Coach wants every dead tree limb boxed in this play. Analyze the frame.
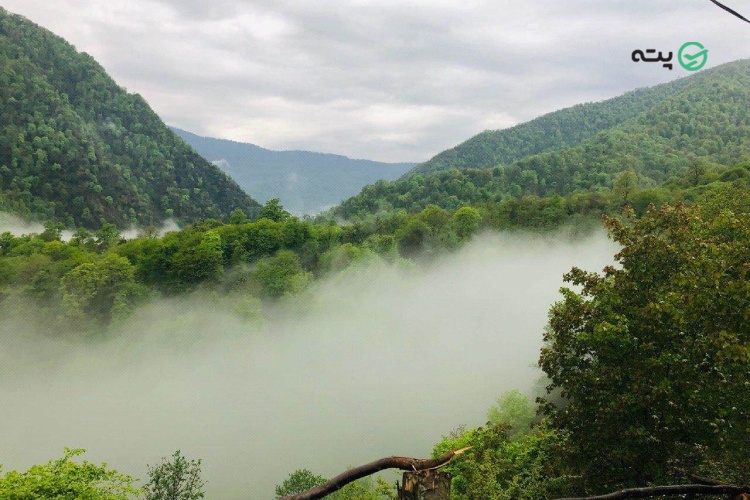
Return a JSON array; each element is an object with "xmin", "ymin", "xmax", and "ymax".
[
  {"xmin": 687, "ymin": 473, "xmax": 729, "ymax": 486},
  {"xmin": 555, "ymin": 483, "xmax": 750, "ymax": 500},
  {"xmin": 279, "ymin": 447, "xmax": 471, "ymax": 500}
]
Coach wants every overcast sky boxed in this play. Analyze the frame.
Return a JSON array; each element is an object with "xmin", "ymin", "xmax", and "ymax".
[{"xmin": 3, "ymin": 1, "xmax": 749, "ymax": 162}]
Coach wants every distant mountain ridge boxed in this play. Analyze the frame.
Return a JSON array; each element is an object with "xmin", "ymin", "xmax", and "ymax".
[
  {"xmin": 0, "ymin": 7, "xmax": 259, "ymax": 228},
  {"xmin": 171, "ymin": 127, "xmax": 415, "ymax": 215},
  {"xmin": 336, "ymin": 59, "xmax": 750, "ymax": 219}
]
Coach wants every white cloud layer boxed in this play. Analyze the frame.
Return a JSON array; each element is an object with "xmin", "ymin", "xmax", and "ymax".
[{"xmin": 3, "ymin": 1, "xmax": 749, "ymax": 161}]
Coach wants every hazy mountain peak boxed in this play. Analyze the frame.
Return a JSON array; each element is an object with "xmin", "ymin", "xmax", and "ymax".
[{"xmin": 171, "ymin": 127, "xmax": 416, "ymax": 215}]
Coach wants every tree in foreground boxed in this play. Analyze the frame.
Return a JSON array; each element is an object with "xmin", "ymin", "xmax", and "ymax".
[
  {"xmin": 431, "ymin": 392, "xmax": 575, "ymax": 500},
  {"xmin": 275, "ymin": 469, "xmax": 327, "ymax": 497},
  {"xmin": 144, "ymin": 450, "xmax": 205, "ymax": 500},
  {"xmin": 0, "ymin": 448, "xmax": 137, "ymax": 499},
  {"xmin": 539, "ymin": 192, "xmax": 750, "ymax": 494}
]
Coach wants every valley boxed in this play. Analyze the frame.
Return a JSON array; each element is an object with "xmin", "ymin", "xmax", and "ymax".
[{"xmin": 0, "ymin": 3, "xmax": 749, "ymax": 500}]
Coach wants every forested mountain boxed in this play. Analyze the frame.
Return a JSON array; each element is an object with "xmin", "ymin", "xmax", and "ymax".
[
  {"xmin": 172, "ymin": 127, "xmax": 414, "ymax": 215},
  {"xmin": 336, "ymin": 59, "xmax": 750, "ymax": 219},
  {"xmin": 409, "ymin": 76, "xmax": 693, "ymax": 177},
  {"xmin": 0, "ymin": 8, "xmax": 259, "ymax": 228}
]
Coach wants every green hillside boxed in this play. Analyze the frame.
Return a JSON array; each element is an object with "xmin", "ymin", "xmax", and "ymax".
[
  {"xmin": 336, "ymin": 59, "xmax": 750, "ymax": 219},
  {"xmin": 409, "ymin": 73, "xmax": 694, "ymax": 177},
  {"xmin": 0, "ymin": 7, "xmax": 259, "ymax": 228}
]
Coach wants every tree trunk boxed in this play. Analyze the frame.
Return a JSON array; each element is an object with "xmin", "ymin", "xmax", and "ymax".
[
  {"xmin": 279, "ymin": 447, "xmax": 469, "ymax": 500},
  {"xmin": 397, "ymin": 469, "xmax": 451, "ymax": 500}
]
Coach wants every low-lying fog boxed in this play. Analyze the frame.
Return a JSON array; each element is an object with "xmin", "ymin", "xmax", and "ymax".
[
  {"xmin": 0, "ymin": 211, "xmax": 179, "ymax": 240},
  {"xmin": 0, "ymin": 231, "xmax": 618, "ymax": 498}
]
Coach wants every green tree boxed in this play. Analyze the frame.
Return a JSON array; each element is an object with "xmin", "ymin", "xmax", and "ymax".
[
  {"xmin": 612, "ymin": 169, "xmax": 637, "ymax": 206},
  {"xmin": 40, "ymin": 221, "xmax": 65, "ymax": 242},
  {"xmin": 539, "ymin": 201, "xmax": 750, "ymax": 493},
  {"xmin": 419, "ymin": 204, "xmax": 451, "ymax": 231},
  {"xmin": 252, "ymin": 250, "xmax": 311, "ymax": 298},
  {"xmin": 330, "ymin": 477, "xmax": 396, "ymax": 500},
  {"xmin": 0, "ymin": 8, "xmax": 259, "ymax": 227},
  {"xmin": 94, "ymin": 223, "xmax": 122, "ymax": 251},
  {"xmin": 395, "ymin": 219, "xmax": 430, "ymax": 258},
  {"xmin": 170, "ymin": 230, "xmax": 224, "ymax": 290},
  {"xmin": 60, "ymin": 254, "xmax": 145, "ymax": 323},
  {"xmin": 275, "ymin": 469, "xmax": 326, "ymax": 498},
  {"xmin": 431, "ymin": 422, "xmax": 571, "ymax": 500},
  {"xmin": 451, "ymin": 207, "xmax": 482, "ymax": 240},
  {"xmin": 144, "ymin": 450, "xmax": 205, "ymax": 500},
  {"xmin": 275, "ymin": 469, "xmax": 394, "ymax": 500},
  {"xmin": 0, "ymin": 448, "xmax": 137, "ymax": 500},
  {"xmin": 687, "ymin": 158, "xmax": 708, "ymax": 186},
  {"xmin": 319, "ymin": 243, "xmax": 371, "ymax": 273},
  {"xmin": 259, "ymin": 198, "xmax": 291, "ymax": 222},
  {"xmin": 70, "ymin": 228, "xmax": 94, "ymax": 248},
  {"xmin": 228, "ymin": 208, "xmax": 248, "ymax": 225},
  {"xmin": 486, "ymin": 390, "xmax": 535, "ymax": 439}
]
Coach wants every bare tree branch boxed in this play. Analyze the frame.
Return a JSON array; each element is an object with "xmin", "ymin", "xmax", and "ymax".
[
  {"xmin": 555, "ymin": 483, "xmax": 750, "ymax": 500},
  {"xmin": 278, "ymin": 447, "xmax": 471, "ymax": 500},
  {"xmin": 687, "ymin": 473, "xmax": 729, "ymax": 486}
]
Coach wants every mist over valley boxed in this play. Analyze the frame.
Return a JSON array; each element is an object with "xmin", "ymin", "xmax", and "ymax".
[
  {"xmin": 0, "ymin": 231, "xmax": 617, "ymax": 498},
  {"xmin": 1, "ymin": 3, "xmax": 750, "ymax": 498}
]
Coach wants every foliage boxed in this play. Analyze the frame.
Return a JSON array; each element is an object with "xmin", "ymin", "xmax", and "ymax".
[
  {"xmin": 612, "ymin": 170, "xmax": 638, "ymax": 206},
  {"xmin": 486, "ymin": 390, "xmax": 536, "ymax": 439},
  {"xmin": 432, "ymin": 422, "xmax": 575, "ymax": 500},
  {"xmin": 3, "ymin": 171, "xmax": 750, "ymax": 334},
  {"xmin": 252, "ymin": 250, "xmax": 311, "ymax": 298},
  {"xmin": 0, "ymin": 448, "xmax": 138, "ymax": 500},
  {"xmin": 451, "ymin": 206, "xmax": 482, "ymax": 240},
  {"xmin": 275, "ymin": 469, "xmax": 327, "ymax": 497},
  {"xmin": 144, "ymin": 450, "xmax": 205, "ymax": 500},
  {"xmin": 330, "ymin": 476, "xmax": 396, "ymax": 500},
  {"xmin": 395, "ymin": 219, "xmax": 431, "ymax": 258},
  {"xmin": 228, "ymin": 208, "xmax": 248, "ymax": 225},
  {"xmin": 336, "ymin": 61, "xmax": 750, "ymax": 219},
  {"xmin": 274, "ymin": 469, "xmax": 395, "ymax": 500},
  {"xmin": 410, "ymin": 76, "xmax": 692, "ymax": 176},
  {"xmin": 539, "ymin": 192, "xmax": 750, "ymax": 493},
  {"xmin": 259, "ymin": 198, "xmax": 292, "ymax": 222},
  {"xmin": 61, "ymin": 253, "xmax": 146, "ymax": 323},
  {"xmin": 0, "ymin": 7, "xmax": 258, "ymax": 228}
]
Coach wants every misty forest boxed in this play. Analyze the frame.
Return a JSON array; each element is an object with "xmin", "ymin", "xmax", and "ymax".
[{"xmin": 1, "ymin": 5, "xmax": 749, "ymax": 500}]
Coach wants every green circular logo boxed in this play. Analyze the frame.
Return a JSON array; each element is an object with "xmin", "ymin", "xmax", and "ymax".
[{"xmin": 678, "ymin": 42, "xmax": 708, "ymax": 71}]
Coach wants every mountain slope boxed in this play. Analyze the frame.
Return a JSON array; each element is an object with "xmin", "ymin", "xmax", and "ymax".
[
  {"xmin": 336, "ymin": 59, "xmax": 750, "ymax": 219},
  {"xmin": 172, "ymin": 127, "xmax": 415, "ymax": 214},
  {"xmin": 0, "ymin": 7, "xmax": 259, "ymax": 228},
  {"xmin": 408, "ymin": 75, "xmax": 695, "ymax": 177}
]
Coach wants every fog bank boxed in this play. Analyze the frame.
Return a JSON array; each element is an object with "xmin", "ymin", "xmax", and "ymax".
[
  {"xmin": 0, "ymin": 211, "xmax": 179, "ymax": 240},
  {"xmin": 0, "ymin": 212, "xmax": 46, "ymax": 236},
  {"xmin": 0, "ymin": 231, "xmax": 618, "ymax": 498}
]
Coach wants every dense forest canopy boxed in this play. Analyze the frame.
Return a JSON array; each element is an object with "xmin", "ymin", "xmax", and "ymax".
[
  {"xmin": 408, "ymin": 75, "xmax": 693, "ymax": 176},
  {"xmin": 0, "ymin": 7, "xmax": 259, "ymax": 229},
  {"xmin": 336, "ymin": 60, "xmax": 750, "ymax": 221}
]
